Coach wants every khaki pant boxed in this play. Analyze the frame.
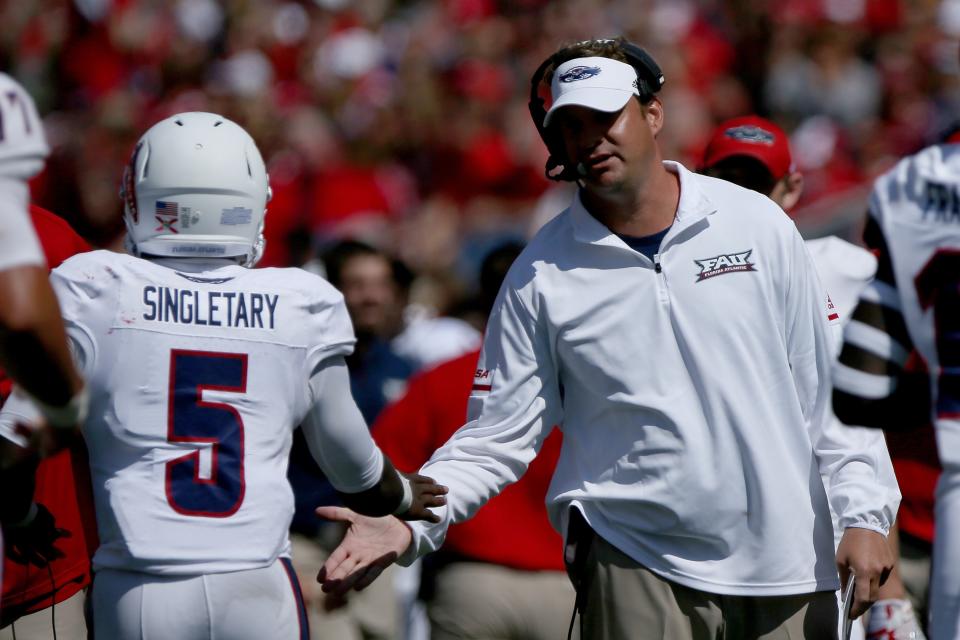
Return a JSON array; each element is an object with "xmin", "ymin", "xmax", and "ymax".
[
  {"xmin": 0, "ymin": 590, "xmax": 87, "ymax": 640},
  {"xmin": 427, "ymin": 561, "xmax": 578, "ymax": 640},
  {"xmin": 579, "ymin": 535, "xmax": 838, "ymax": 640},
  {"xmin": 289, "ymin": 532, "xmax": 399, "ymax": 640}
]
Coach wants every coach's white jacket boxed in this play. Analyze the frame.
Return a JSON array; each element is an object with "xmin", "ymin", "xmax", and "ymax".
[{"xmin": 407, "ymin": 162, "xmax": 900, "ymax": 596}]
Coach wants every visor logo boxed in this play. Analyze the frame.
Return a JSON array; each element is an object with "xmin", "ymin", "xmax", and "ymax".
[
  {"xmin": 559, "ymin": 66, "xmax": 601, "ymax": 83},
  {"xmin": 695, "ymin": 250, "xmax": 756, "ymax": 282}
]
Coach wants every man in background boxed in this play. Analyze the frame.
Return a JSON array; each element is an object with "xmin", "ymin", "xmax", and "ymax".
[{"xmin": 700, "ymin": 114, "xmax": 925, "ymax": 640}]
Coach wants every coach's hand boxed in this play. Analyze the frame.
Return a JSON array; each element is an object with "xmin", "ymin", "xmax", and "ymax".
[
  {"xmin": 315, "ymin": 506, "xmax": 412, "ymax": 598},
  {"xmin": 835, "ymin": 527, "xmax": 894, "ymax": 619}
]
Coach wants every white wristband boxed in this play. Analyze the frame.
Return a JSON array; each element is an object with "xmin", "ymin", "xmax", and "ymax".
[
  {"xmin": 33, "ymin": 386, "xmax": 89, "ymax": 429},
  {"xmin": 392, "ymin": 474, "xmax": 413, "ymax": 516}
]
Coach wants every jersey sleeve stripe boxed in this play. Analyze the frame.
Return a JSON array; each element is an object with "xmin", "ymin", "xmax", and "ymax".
[
  {"xmin": 844, "ymin": 320, "xmax": 910, "ymax": 366},
  {"xmin": 833, "ymin": 362, "xmax": 899, "ymax": 399},
  {"xmin": 838, "ymin": 343, "xmax": 904, "ymax": 378},
  {"xmin": 849, "ymin": 300, "xmax": 912, "ymax": 350}
]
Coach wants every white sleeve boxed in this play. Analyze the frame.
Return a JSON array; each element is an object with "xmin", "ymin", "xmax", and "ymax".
[
  {"xmin": 786, "ymin": 231, "xmax": 900, "ymax": 535},
  {"xmin": 400, "ymin": 282, "xmax": 563, "ymax": 564},
  {"xmin": 0, "ymin": 177, "xmax": 44, "ymax": 271},
  {"xmin": 299, "ymin": 356, "xmax": 384, "ymax": 494}
]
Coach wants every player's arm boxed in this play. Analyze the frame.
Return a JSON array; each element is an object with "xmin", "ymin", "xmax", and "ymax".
[
  {"xmin": 0, "ymin": 179, "xmax": 86, "ymax": 455},
  {"xmin": 832, "ymin": 212, "xmax": 928, "ymax": 429},
  {"xmin": 318, "ymin": 281, "xmax": 562, "ymax": 596},
  {"xmin": 300, "ymin": 356, "xmax": 446, "ymax": 522}
]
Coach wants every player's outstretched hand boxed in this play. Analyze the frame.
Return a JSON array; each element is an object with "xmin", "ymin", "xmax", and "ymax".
[
  {"xmin": 835, "ymin": 527, "xmax": 894, "ymax": 619},
  {"xmin": 315, "ymin": 506, "xmax": 412, "ymax": 598},
  {"xmin": 3, "ymin": 503, "xmax": 68, "ymax": 567},
  {"xmin": 397, "ymin": 472, "xmax": 447, "ymax": 523}
]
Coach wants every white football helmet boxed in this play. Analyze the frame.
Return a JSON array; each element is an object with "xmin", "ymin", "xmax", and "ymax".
[{"xmin": 120, "ymin": 112, "xmax": 271, "ymax": 267}]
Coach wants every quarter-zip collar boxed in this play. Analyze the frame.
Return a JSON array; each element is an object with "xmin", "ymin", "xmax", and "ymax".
[{"xmin": 570, "ymin": 161, "xmax": 718, "ymax": 249}]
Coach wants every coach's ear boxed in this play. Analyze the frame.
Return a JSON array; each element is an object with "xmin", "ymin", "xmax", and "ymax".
[{"xmin": 644, "ymin": 97, "xmax": 664, "ymax": 138}]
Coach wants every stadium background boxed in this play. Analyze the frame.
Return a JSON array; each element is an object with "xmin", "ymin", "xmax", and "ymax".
[{"xmin": 3, "ymin": 0, "xmax": 959, "ymax": 313}]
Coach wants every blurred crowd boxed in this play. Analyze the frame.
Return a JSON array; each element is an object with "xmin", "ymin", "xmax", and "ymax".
[{"xmin": 3, "ymin": 0, "xmax": 960, "ymax": 312}]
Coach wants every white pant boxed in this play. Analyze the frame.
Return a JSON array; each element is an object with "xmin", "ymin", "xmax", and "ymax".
[{"xmin": 90, "ymin": 558, "xmax": 308, "ymax": 640}]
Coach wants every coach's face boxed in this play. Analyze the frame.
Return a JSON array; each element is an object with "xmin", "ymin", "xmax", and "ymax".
[{"xmin": 555, "ymin": 97, "xmax": 663, "ymax": 191}]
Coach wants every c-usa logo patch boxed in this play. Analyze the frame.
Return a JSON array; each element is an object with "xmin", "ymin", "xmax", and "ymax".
[
  {"xmin": 559, "ymin": 66, "xmax": 602, "ymax": 82},
  {"xmin": 695, "ymin": 250, "xmax": 756, "ymax": 282}
]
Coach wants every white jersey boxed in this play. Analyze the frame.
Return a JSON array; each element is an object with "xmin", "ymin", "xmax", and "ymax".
[
  {"xmin": 0, "ymin": 72, "xmax": 48, "ymax": 270},
  {"xmin": 833, "ymin": 143, "xmax": 960, "ymax": 638},
  {"xmin": 404, "ymin": 162, "xmax": 900, "ymax": 597},
  {"xmin": 24, "ymin": 251, "xmax": 365, "ymax": 574}
]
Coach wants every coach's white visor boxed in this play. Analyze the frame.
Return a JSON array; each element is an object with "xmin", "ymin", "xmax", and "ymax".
[{"xmin": 543, "ymin": 57, "xmax": 640, "ymax": 127}]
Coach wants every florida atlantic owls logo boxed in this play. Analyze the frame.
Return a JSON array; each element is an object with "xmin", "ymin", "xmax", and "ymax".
[{"xmin": 695, "ymin": 250, "xmax": 756, "ymax": 282}]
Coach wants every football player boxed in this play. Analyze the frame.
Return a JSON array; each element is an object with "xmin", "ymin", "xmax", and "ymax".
[
  {"xmin": 0, "ymin": 112, "xmax": 446, "ymax": 639},
  {"xmin": 0, "ymin": 72, "xmax": 86, "ymax": 462},
  {"xmin": 0, "ymin": 72, "xmax": 87, "ymax": 614},
  {"xmin": 832, "ymin": 136, "xmax": 960, "ymax": 639}
]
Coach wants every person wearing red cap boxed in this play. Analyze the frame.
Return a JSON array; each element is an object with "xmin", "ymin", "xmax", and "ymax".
[
  {"xmin": 700, "ymin": 115, "xmax": 928, "ymax": 640},
  {"xmin": 700, "ymin": 115, "xmax": 804, "ymax": 212}
]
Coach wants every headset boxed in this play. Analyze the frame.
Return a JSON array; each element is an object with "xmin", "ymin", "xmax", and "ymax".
[{"xmin": 528, "ymin": 38, "xmax": 665, "ymax": 182}]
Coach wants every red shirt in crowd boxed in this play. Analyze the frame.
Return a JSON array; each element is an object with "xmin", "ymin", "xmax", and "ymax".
[
  {"xmin": 373, "ymin": 349, "xmax": 564, "ymax": 571},
  {"xmin": 1, "ymin": 206, "xmax": 97, "ymax": 622}
]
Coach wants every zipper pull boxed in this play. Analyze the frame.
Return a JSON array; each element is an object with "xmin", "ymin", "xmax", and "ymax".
[{"xmin": 654, "ymin": 254, "xmax": 662, "ymax": 273}]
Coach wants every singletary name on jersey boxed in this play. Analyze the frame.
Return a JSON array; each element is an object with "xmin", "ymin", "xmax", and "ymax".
[{"xmin": 142, "ymin": 285, "xmax": 278, "ymax": 329}]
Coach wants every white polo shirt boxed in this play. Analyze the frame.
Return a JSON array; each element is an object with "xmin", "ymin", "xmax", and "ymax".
[{"xmin": 405, "ymin": 162, "xmax": 900, "ymax": 596}]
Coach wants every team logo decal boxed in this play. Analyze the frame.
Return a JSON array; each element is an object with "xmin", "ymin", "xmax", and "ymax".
[
  {"xmin": 472, "ymin": 368, "xmax": 494, "ymax": 393},
  {"xmin": 155, "ymin": 200, "xmax": 180, "ymax": 233},
  {"xmin": 694, "ymin": 250, "xmax": 756, "ymax": 282},
  {"xmin": 723, "ymin": 125, "xmax": 775, "ymax": 146},
  {"xmin": 559, "ymin": 66, "xmax": 601, "ymax": 83}
]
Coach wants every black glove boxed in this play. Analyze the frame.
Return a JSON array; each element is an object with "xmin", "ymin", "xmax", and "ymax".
[{"xmin": 3, "ymin": 503, "xmax": 69, "ymax": 567}]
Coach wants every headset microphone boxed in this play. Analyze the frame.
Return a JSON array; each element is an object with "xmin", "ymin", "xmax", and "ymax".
[{"xmin": 576, "ymin": 162, "xmax": 587, "ymax": 177}]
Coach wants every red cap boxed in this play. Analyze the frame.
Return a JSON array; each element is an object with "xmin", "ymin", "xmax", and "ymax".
[{"xmin": 701, "ymin": 116, "xmax": 794, "ymax": 180}]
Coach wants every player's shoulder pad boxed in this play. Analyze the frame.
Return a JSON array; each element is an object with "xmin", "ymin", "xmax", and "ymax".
[
  {"xmin": 0, "ymin": 73, "xmax": 48, "ymax": 179},
  {"xmin": 248, "ymin": 265, "xmax": 345, "ymax": 307},
  {"xmin": 51, "ymin": 250, "xmax": 134, "ymax": 301}
]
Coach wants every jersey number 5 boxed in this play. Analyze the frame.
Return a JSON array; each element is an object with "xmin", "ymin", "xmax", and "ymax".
[
  {"xmin": 915, "ymin": 250, "xmax": 960, "ymax": 418},
  {"xmin": 165, "ymin": 350, "xmax": 247, "ymax": 517}
]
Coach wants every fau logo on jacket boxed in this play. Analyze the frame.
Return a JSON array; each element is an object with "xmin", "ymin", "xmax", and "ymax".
[{"xmin": 694, "ymin": 250, "xmax": 756, "ymax": 281}]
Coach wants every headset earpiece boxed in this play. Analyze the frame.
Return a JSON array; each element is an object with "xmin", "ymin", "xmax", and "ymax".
[{"xmin": 527, "ymin": 38, "xmax": 665, "ymax": 182}]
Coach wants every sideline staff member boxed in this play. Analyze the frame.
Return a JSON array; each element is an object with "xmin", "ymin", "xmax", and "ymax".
[{"xmin": 318, "ymin": 38, "xmax": 901, "ymax": 640}]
